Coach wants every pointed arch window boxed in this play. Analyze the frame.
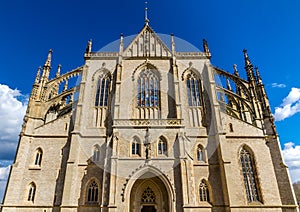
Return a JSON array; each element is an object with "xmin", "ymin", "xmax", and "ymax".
[
  {"xmin": 87, "ymin": 180, "xmax": 99, "ymax": 203},
  {"xmin": 27, "ymin": 182, "xmax": 36, "ymax": 202},
  {"xmin": 132, "ymin": 137, "xmax": 141, "ymax": 156},
  {"xmin": 199, "ymin": 180, "xmax": 210, "ymax": 202},
  {"xmin": 186, "ymin": 73, "xmax": 201, "ymax": 106},
  {"xmin": 137, "ymin": 69, "xmax": 160, "ymax": 107},
  {"xmin": 158, "ymin": 137, "xmax": 167, "ymax": 156},
  {"xmin": 197, "ymin": 145, "xmax": 205, "ymax": 162},
  {"xmin": 240, "ymin": 147, "xmax": 261, "ymax": 202},
  {"xmin": 34, "ymin": 148, "xmax": 43, "ymax": 166},
  {"xmin": 93, "ymin": 146, "xmax": 100, "ymax": 162},
  {"xmin": 95, "ymin": 74, "xmax": 111, "ymax": 107}
]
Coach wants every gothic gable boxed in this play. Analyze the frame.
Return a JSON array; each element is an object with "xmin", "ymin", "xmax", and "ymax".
[{"xmin": 123, "ymin": 24, "xmax": 172, "ymax": 58}]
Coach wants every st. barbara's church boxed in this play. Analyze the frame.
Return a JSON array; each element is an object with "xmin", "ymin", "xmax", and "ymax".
[{"xmin": 1, "ymin": 7, "xmax": 299, "ymax": 212}]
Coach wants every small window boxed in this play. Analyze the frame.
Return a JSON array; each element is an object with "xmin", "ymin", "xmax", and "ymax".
[
  {"xmin": 34, "ymin": 148, "xmax": 43, "ymax": 166},
  {"xmin": 158, "ymin": 137, "xmax": 167, "ymax": 156},
  {"xmin": 27, "ymin": 182, "xmax": 36, "ymax": 202},
  {"xmin": 93, "ymin": 146, "xmax": 100, "ymax": 162},
  {"xmin": 229, "ymin": 123, "xmax": 234, "ymax": 132},
  {"xmin": 87, "ymin": 180, "xmax": 99, "ymax": 203},
  {"xmin": 199, "ymin": 180, "xmax": 210, "ymax": 202},
  {"xmin": 132, "ymin": 137, "xmax": 141, "ymax": 156},
  {"xmin": 197, "ymin": 145, "xmax": 205, "ymax": 162}
]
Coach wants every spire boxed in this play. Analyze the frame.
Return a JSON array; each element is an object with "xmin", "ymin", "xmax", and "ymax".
[
  {"xmin": 243, "ymin": 49, "xmax": 255, "ymax": 82},
  {"xmin": 35, "ymin": 67, "xmax": 41, "ymax": 84},
  {"xmin": 145, "ymin": 1, "xmax": 149, "ymax": 24},
  {"xmin": 255, "ymin": 67, "xmax": 263, "ymax": 85},
  {"xmin": 233, "ymin": 64, "xmax": 240, "ymax": 76},
  {"xmin": 44, "ymin": 49, "xmax": 52, "ymax": 67},
  {"xmin": 56, "ymin": 64, "xmax": 61, "ymax": 78},
  {"xmin": 203, "ymin": 39, "xmax": 210, "ymax": 54}
]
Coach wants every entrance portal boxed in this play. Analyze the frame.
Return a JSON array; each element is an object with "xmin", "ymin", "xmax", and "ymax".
[
  {"xmin": 141, "ymin": 206, "xmax": 156, "ymax": 212},
  {"xmin": 130, "ymin": 172, "xmax": 169, "ymax": 212}
]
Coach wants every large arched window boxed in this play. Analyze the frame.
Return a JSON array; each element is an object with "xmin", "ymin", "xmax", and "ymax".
[
  {"xmin": 240, "ymin": 147, "xmax": 261, "ymax": 202},
  {"xmin": 132, "ymin": 137, "xmax": 141, "ymax": 156},
  {"xmin": 137, "ymin": 69, "xmax": 160, "ymax": 107},
  {"xmin": 93, "ymin": 145, "xmax": 100, "ymax": 162},
  {"xmin": 87, "ymin": 180, "xmax": 99, "ymax": 203},
  {"xmin": 34, "ymin": 148, "xmax": 43, "ymax": 166},
  {"xmin": 158, "ymin": 136, "xmax": 167, "ymax": 156},
  {"xmin": 186, "ymin": 72, "xmax": 201, "ymax": 107},
  {"xmin": 95, "ymin": 74, "xmax": 111, "ymax": 107},
  {"xmin": 27, "ymin": 182, "xmax": 36, "ymax": 202},
  {"xmin": 199, "ymin": 180, "xmax": 210, "ymax": 202}
]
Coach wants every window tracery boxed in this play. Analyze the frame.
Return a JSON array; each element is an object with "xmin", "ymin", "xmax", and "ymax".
[
  {"xmin": 87, "ymin": 180, "xmax": 99, "ymax": 203},
  {"xmin": 95, "ymin": 74, "xmax": 111, "ymax": 107},
  {"xmin": 186, "ymin": 72, "xmax": 201, "ymax": 107},
  {"xmin": 240, "ymin": 147, "xmax": 261, "ymax": 202},
  {"xmin": 199, "ymin": 180, "xmax": 209, "ymax": 202},
  {"xmin": 141, "ymin": 186, "xmax": 156, "ymax": 203}
]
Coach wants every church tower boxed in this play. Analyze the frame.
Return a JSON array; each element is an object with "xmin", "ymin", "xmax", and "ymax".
[{"xmin": 1, "ymin": 12, "xmax": 299, "ymax": 212}]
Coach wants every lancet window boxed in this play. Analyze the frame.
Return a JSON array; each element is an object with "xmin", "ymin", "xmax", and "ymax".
[
  {"xmin": 95, "ymin": 74, "xmax": 111, "ymax": 107},
  {"xmin": 240, "ymin": 147, "xmax": 261, "ymax": 202},
  {"xmin": 199, "ymin": 180, "xmax": 210, "ymax": 202},
  {"xmin": 132, "ymin": 137, "xmax": 141, "ymax": 156},
  {"xmin": 197, "ymin": 145, "xmax": 205, "ymax": 162},
  {"xmin": 34, "ymin": 148, "xmax": 43, "ymax": 166},
  {"xmin": 27, "ymin": 182, "xmax": 36, "ymax": 202},
  {"xmin": 158, "ymin": 137, "xmax": 167, "ymax": 156},
  {"xmin": 93, "ymin": 146, "xmax": 100, "ymax": 162},
  {"xmin": 186, "ymin": 73, "xmax": 201, "ymax": 107}
]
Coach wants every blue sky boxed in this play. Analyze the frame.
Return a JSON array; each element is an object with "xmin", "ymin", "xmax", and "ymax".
[{"xmin": 1, "ymin": 0, "xmax": 300, "ymax": 202}]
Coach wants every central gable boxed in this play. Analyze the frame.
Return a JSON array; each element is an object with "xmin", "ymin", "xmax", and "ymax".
[{"xmin": 123, "ymin": 24, "xmax": 172, "ymax": 58}]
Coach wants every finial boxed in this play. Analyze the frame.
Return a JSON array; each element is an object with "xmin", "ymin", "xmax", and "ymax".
[
  {"xmin": 35, "ymin": 67, "xmax": 41, "ymax": 84},
  {"xmin": 145, "ymin": 1, "xmax": 149, "ymax": 24},
  {"xmin": 86, "ymin": 39, "xmax": 92, "ymax": 53},
  {"xmin": 233, "ymin": 64, "xmax": 239, "ymax": 76},
  {"xmin": 56, "ymin": 64, "xmax": 61, "ymax": 78},
  {"xmin": 203, "ymin": 39, "xmax": 210, "ymax": 53},
  {"xmin": 171, "ymin": 33, "xmax": 175, "ymax": 54},
  {"xmin": 44, "ymin": 49, "xmax": 53, "ymax": 67},
  {"xmin": 243, "ymin": 49, "xmax": 255, "ymax": 82},
  {"xmin": 243, "ymin": 49, "xmax": 252, "ymax": 66}
]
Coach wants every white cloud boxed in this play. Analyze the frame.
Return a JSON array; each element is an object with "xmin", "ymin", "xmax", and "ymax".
[
  {"xmin": 0, "ymin": 84, "xmax": 27, "ymax": 160},
  {"xmin": 272, "ymin": 83, "xmax": 286, "ymax": 88},
  {"xmin": 0, "ymin": 165, "xmax": 10, "ymax": 202},
  {"xmin": 274, "ymin": 87, "xmax": 300, "ymax": 121},
  {"xmin": 282, "ymin": 142, "xmax": 300, "ymax": 183}
]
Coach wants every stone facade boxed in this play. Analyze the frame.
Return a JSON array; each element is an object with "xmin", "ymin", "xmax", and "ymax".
[{"xmin": 1, "ymin": 22, "xmax": 299, "ymax": 212}]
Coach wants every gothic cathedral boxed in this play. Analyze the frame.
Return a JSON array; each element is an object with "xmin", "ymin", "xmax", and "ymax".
[{"xmin": 2, "ymin": 20, "xmax": 299, "ymax": 212}]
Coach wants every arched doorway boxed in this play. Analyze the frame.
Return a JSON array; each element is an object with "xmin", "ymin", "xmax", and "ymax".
[{"xmin": 130, "ymin": 172, "xmax": 169, "ymax": 212}]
